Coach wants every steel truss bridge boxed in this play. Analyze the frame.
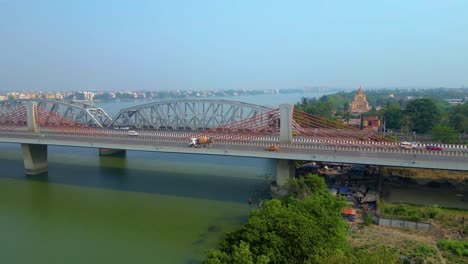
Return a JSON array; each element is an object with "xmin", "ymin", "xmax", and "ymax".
[
  {"xmin": 0, "ymin": 98, "xmax": 467, "ymax": 184},
  {"xmin": 0, "ymin": 98, "xmax": 395, "ymax": 145}
]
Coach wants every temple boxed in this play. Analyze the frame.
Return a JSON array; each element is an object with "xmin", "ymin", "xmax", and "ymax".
[{"xmin": 350, "ymin": 87, "xmax": 371, "ymax": 113}]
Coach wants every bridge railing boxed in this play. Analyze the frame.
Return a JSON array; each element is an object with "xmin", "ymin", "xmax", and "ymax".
[{"xmin": 1, "ymin": 129, "xmax": 468, "ymax": 157}]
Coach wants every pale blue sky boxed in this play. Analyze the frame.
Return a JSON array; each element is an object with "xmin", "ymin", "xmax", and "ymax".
[{"xmin": 0, "ymin": 0, "xmax": 467, "ymax": 91}]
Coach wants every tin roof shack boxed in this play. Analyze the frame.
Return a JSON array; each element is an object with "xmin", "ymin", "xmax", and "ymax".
[
  {"xmin": 296, "ymin": 162, "xmax": 321, "ymax": 177},
  {"xmin": 348, "ymin": 165, "xmax": 377, "ymax": 186},
  {"xmin": 361, "ymin": 191, "xmax": 378, "ymax": 203},
  {"xmin": 338, "ymin": 187, "xmax": 352, "ymax": 196},
  {"xmin": 342, "ymin": 208, "xmax": 357, "ymax": 222},
  {"xmin": 318, "ymin": 168, "xmax": 346, "ymax": 185}
]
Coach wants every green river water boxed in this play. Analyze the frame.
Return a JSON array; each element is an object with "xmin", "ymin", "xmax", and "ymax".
[
  {"xmin": 0, "ymin": 144, "xmax": 273, "ymax": 263},
  {"xmin": 0, "ymin": 93, "xmax": 313, "ymax": 263}
]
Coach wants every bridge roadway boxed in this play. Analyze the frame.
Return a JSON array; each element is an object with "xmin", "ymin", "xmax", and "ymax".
[{"xmin": 0, "ymin": 130, "xmax": 467, "ymax": 171}]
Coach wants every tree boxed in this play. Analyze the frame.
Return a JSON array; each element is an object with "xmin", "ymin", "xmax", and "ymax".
[
  {"xmin": 204, "ymin": 241, "xmax": 269, "ymax": 264},
  {"xmin": 450, "ymin": 104, "xmax": 468, "ymax": 133},
  {"xmin": 93, "ymin": 92, "xmax": 114, "ymax": 100},
  {"xmin": 431, "ymin": 125, "xmax": 458, "ymax": 143},
  {"xmin": 145, "ymin": 91, "xmax": 152, "ymax": 99},
  {"xmin": 205, "ymin": 174, "xmax": 348, "ymax": 264},
  {"xmin": 404, "ymin": 99, "xmax": 440, "ymax": 133},
  {"xmin": 204, "ymin": 174, "xmax": 403, "ymax": 264},
  {"xmin": 381, "ymin": 103, "xmax": 402, "ymax": 130}
]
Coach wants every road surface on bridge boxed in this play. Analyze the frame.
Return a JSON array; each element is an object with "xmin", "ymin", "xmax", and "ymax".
[{"xmin": 0, "ymin": 130, "xmax": 467, "ymax": 171}]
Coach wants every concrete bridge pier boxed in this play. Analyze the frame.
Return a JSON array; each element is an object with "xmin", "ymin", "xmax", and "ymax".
[
  {"xmin": 21, "ymin": 144, "xmax": 48, "ymax": 175},
  {"xmin": 279, "ymin": 104, "xmax": 293, "ymax": 144},
  {"xmin": 276, "ymin": 159, "xmax": 295, "ymax": 186}
]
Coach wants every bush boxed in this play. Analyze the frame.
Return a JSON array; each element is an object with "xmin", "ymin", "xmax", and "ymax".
[
  {"xmin": 204, "ymin": 174, "xmax": 348, "ymax": 264},
  {"xmin": 425, "ymin": 205, "xmax": 441, "ymax": 219},
  {"xmin": 363, "ymin": 214, "xmax": 374, "ymax": 226}
]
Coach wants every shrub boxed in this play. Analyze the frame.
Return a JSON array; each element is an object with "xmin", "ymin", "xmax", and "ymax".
[
  {"xmin": 425, "ymin": 205, "xmax": 440, "ymax": 219},
  {"xmin": 363, "ymin": 214, "xmax": 374, "ymax": 226},
  {"xmin": 205, "ymin": 174, "xmax": 348, "ymax": 264}
]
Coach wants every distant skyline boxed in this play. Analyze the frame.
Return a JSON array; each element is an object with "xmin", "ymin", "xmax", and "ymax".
[{"xmin": 1, "ymin": 0, "xmax": 467, "ymax": 91}]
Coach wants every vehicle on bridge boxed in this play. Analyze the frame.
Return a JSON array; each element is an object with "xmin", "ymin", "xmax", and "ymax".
[
  {"xmin": 189, "ymin": 137, "xmax": 213, "ymax": 148},
  {"xmin": 426, "ymin": 145, "xmax": 443, "ymax": 151},
  {"xmin": 265, "ymin": 145, "xmax": 280, "ymax": 151},
  {"xmin": 400, "ymin": 141, "xmax": 416, "ymax": 149},
  {"xmin": 128, "ymin": 130, "xmax": 139, "ymax": 136}
]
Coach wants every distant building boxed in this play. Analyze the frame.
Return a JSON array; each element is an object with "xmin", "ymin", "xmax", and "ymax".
[
  {"xmin": 362, "ymin": 116, "xmax": 380, "ymax": 131},
  {"xmin": 346, "ymin": 116, "xmax": 381, "ymax": 131},
  {"xmin": 446, "ymin": 99, "xmax": 463, "ymax": 105},
  {"xmin": 83, "ymin": 91, "xmax": 95, "ymax": 101},
  {"xmin": 350, "ymin": 87, "xmax": 371, "ymax": 113}
]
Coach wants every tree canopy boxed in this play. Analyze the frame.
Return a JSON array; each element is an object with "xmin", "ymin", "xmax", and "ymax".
[
  {"xmin": 404, "ymin": 99, "xmax": 440, "ymax": 133},
  {"xmin": 296, "ymin": 88, "xmax": 467, "ymax": 143},
  {"xmin": 203, "ymin": 174, "xmax": 400, "ymax": 264}
]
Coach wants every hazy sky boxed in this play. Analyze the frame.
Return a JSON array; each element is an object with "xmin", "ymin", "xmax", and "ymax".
[{"xmin": 1, "ymin": 0, "xmax": 467, "ymax": 91}]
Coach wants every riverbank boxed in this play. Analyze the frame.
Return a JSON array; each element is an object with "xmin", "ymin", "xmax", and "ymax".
[
  {"xmin": 381, "ymin": 167, "xmax": 468, "ymax": 210},
  {"xmin": 349, "ymin": 203, "xmax": 467, "ymax": 263},
  {"xmin": 349, "ymin": 225, "xmax": 467, "ymax": 263}
]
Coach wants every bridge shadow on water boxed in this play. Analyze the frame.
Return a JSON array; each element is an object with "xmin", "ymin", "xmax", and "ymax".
[{"xmin": 0, "ymin": 147, "xmax": 272, "ymax": 204}]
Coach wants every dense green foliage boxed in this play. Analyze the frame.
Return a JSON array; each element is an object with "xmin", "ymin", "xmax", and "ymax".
[
  {"xmin": 404, "ymin": 99, "xmax": 440, "ymax": 133},
  {"xmin": 204, "ymin": 175, "xmax": 347, "ymax": 264},
  {"xmin": 381, "ymin": 103, "xmax": 403, "ymax": 130},
  {"xmin": 296, "ymin": 97, "xmax": 335, "ymax": 117},
  {"xmin": 431, "ymin": 125, "xmax": 459, "ymax": 143},
  {"xmin": 204, "ymin": 175, "xmax": 401, "ymax": 264},
  {"xmin": 296, "ymin": 88, "xmax": 468, "ymax": 143},
  {"xmin": 451, "ymin": 103, "xmax": 468, "ymax": 133}
]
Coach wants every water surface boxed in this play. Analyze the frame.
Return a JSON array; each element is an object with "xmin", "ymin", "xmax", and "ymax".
[{"xmin": 0, "ymin": 143, "xmax": 273, "ymax": 263}]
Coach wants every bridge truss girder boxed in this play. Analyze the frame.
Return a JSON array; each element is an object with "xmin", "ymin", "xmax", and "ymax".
[
  {"xmin": 108, "ymin": 99, "xmax": 274, "ymax": 130},
  {"xmin": 0, "ymin": 99, "xmax": 106, "ymax": 128}
]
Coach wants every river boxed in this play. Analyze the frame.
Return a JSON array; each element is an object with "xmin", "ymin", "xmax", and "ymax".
[
  {"xmin": 94, "ymin": 92, "xmax": 322, "ymax": 116},
  {"xmin": 0, "ymin": 92, "xmax": 314, "ymax": 263}
]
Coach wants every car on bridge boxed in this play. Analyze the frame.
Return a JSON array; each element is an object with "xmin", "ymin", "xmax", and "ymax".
[
  {"xmin": 400, "ymin": 141, "xmax": 416, "ymax": 149},
  {"xmin": 128, "ymin": 131, "xmax": 139, "ymax": 136},
  {"xmin": 426, "ymin": 145, "xmax": 443, "ymax": 151}
]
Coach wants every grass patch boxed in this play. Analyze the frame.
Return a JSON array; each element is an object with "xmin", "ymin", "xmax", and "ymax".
[
  {"xmin": 378, "ymin": 202, "xmax": 440, "ymax": 222},
  {"xmin": 437, "ymin": 240, "xmax": 468, "ymax": 263},
  {"xmin": 397, "ymin": 240, "xmax": 439, "ymax": 264},
  {"xmin": 378, "ymin": 202, "xmax": 467, "ymax": 228}
]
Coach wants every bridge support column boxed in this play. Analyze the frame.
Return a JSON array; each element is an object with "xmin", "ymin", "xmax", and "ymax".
[
  {"xmin": 21, "ymin": 144, "xmax": 48, "ymax": 175},
  {"xmin": 377, "ymin": 165, "xmax": 384, "ymax": 193},
  {"xmin": 276, "ymin": 159, "xmax": 295, "ymax": 186},
  {"xmin": 279, "ymin": 104, "xmax": 293, "ymax": 144},
  {"xmin": 26, "ymin": 101, "xmax": 39, "ymax": 134}
]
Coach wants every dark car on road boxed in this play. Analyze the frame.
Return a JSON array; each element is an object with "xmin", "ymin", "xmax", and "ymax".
[{"xmin": 426, "ymin": 145, "xmax": 443, "ymax": 151}]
